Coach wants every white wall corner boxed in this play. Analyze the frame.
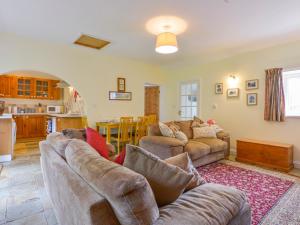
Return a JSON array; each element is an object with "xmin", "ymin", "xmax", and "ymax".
[
  {"xmin": 230, "ymin": 147, "xmax": 236, "ymax": 156},
  {"xmin": 293, "ymin": 160, "xmax": 300, "ymax": 169}
]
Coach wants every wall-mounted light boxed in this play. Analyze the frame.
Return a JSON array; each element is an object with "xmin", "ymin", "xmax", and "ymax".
[{"xmin": 228, "ymin": 75, "xmax": 239, "ymax": 88}]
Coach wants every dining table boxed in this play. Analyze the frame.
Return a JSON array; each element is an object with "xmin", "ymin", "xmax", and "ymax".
[{"xmin": 96, "ymin": 121, "xmax": 137, "ymax": 143}]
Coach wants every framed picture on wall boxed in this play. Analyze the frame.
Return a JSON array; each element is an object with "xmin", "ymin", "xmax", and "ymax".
[
  {"xmin": 245, "ymin": 79, "xmax": 259, "ymax": 90},
  {"xmin": 117, "ymin": 78, "xmax": 126, "ymax": 92},
  {"xmin": 247, "ymin": 93, "xmax": 257, "ymax": 106},
  {"xmin": 109, "ymin": 91, "xmax": 132, "ymax": 101},
  {"xmin": 215, "ymin": 83, "xmax": 223, "ymax": 94},
  {"xmin": 227, "ymin": 88, "xmax": 239, "ymax": 97}
]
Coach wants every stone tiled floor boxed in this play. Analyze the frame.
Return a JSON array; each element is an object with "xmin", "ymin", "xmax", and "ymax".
[{"xmin": 0, "ymin": 139, "xmax": 58, "ymax": 225}]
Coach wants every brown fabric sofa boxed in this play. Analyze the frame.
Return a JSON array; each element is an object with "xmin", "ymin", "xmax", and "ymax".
[
  {"xmin": 40, "ymin": 132, "xmax": 251, "ymax": 225},
  {"xmin": 140, "ymin": 120, "xmax": 230, "ymax": 167}
]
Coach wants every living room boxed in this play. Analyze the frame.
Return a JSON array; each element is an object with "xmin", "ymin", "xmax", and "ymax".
[{"xmin": 1, "ymin": 1, "xmax": 300, "ymax": 225}]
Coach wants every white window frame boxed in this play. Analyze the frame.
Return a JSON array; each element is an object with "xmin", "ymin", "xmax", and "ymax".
[
  {"xmin": 283, "ymin": 69, "xmax": 300, "ymax": 117},
  {"xmin": 179, "ymin": 81, "xmax": 200, "ymax": 120}
]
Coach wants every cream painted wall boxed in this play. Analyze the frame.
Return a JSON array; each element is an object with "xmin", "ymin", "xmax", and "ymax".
[
  {"xmin": 162, "ymin": 40, "xmax": 300, "ymax": 165},
  {"xmin": 0, "ymin": 33, "xmax": 167, "ymax": 125}
]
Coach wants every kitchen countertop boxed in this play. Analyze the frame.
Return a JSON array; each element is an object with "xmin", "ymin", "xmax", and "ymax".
[
  {"xmin": 0, "ymin": 114, "xmax": 13, "ymax": 119},
  {"xmin": 10, "ymin": 113, "xmax": 84, "ymax": 118}
]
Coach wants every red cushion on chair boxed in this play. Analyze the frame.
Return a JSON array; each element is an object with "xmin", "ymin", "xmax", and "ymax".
[
  {"xmin": 114, "ymin": 148, "xmax": 126, "ymax": 165},
  {"xmin": 86, "ymin": 127, "xmax": 109, "ymax": 159}
]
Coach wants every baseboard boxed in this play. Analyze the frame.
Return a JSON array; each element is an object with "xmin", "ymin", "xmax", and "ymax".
[
  {"xmin": 0, "ymin": 154, "xmax": 12, "ymax": 162},
  {"xmin": 231, "ymin": 148, "xmax": 300, "ymax": 169}
]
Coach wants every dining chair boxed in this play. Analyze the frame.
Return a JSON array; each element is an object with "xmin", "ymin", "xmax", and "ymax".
[
  {"xmin": 111, "ymin": 116, "xmax": 134, "ymax": 154},
  {"xmin": 134, "ymin": 116, "xmax": 148, "ymax": 145},
  {"xmin": 147, "ymin": 114, "xmax": 157, "ymax": 125}
]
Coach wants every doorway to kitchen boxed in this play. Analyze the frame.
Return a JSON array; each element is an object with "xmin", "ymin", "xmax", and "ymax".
[{"xmin": 144, "ymin": 84, "xmax": 160, "ymax": 120}]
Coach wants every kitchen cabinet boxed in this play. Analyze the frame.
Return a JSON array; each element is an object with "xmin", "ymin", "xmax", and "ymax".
[
  {"xmin": 50, "ymin": 80, "xmax": 61, "ymax": 100},
  {"xmin": 13, "ymin": 115, "xmax": 46, "ymax": 139},
  {"xmin": 15, "ymin": 77, "xmax": 34, "ymax": 98},
  {"xmin": 0, "ymin": 75, "xmax": 14, "ymax": 98},
  {"xmin": 35, "ymin": 79, "xmax": 50, "ymax": 99},
  {"xmin": 0, "ymin": 75, "xmax": 62, "ymax": 100},
  {"xmin": 56, "ymin": 117, "xmax": 85, "ymax": 132}
]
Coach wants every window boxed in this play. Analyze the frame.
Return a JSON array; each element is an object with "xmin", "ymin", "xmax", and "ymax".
[
  {"xmin": 180, "ymin": 81, "xmax": 199, "ymax": 120},
  {"xmin": 283, "ymin": 70, "xmax": 300, "ymax": 117}
]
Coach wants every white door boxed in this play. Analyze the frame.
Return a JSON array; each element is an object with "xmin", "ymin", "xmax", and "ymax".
[{"xmin": 179, "ymin": 81, "xmax": 199, "ymax": 120}]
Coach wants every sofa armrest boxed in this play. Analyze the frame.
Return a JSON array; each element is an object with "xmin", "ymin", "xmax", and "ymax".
[
  {"xmin": 139, "ymin": 136, "xmax": 184, "ymax": 160},
  {"xmin": 216, "ymin": 131, "xmax": 230, "ymax": 158}
]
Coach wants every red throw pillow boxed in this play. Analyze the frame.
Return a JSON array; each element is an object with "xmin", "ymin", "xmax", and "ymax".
[
  {"xmin": 86, "ymin": 127, "xmax": 109, "ymax": 159},
  {"xmin": 114, "ymin": 148, "xmax": 126, "ymax": 165}
]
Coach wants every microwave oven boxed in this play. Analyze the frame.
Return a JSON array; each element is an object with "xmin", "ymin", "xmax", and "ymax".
[{"xmin": 47, "ymin": 105, "xmax": 64, "ymax": 114}]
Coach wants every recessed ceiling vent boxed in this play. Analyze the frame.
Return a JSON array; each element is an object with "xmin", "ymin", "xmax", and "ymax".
[{"xmin": 74, "ymin": 34, "xmax": 110, "ymax": 50}]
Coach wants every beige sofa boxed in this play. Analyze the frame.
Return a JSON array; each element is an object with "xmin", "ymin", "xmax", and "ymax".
[
  {"xmin": 140, "ymin": 120, "xmax": 230, "ymax": 168},
  {"xmin": 40, "ymin": 132, "xmax": 251, "ymax": 225}
]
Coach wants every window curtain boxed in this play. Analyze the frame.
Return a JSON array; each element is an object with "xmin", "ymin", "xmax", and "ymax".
[{"xmin": 264, "ymin": 68, "xmax": 285, "ymax": 122}]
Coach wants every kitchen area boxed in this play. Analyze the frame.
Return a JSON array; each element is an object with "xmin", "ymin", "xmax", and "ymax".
[{"xmin": 0, "ymin": 72, "xmax": 87, "ymax": 162}]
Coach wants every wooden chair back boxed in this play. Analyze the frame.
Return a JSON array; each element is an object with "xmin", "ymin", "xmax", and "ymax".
[
  {"xmin": 135, "ymin": 116, "xmax": 148, "ymax": 145},
  {"xmin": 118, "ymin": 116, "xmax": 134, "ymax": 145}
]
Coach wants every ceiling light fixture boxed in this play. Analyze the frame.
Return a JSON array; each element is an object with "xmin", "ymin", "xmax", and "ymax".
[
  {"xmin": 146, "ymin": 16, "xmax": 187, "ymax": 55},
  {"xmin": 155, "ymin": 32, "xmax": 178, "ymax": 54}
]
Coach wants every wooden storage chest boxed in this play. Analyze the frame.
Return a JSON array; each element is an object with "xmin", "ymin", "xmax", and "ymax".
[{"xmin": 236, "ymin": 138, "xmax": 293, "ymax": 172}]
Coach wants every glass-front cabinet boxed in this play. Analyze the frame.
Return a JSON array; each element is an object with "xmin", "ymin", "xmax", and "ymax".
[
  {"xmin": 16, "ymin": 77, "xmax": 33, "ymax": 98},
  {"xmin": 35, "ymin": 79, "xmax": 49, "ymax": 99}
]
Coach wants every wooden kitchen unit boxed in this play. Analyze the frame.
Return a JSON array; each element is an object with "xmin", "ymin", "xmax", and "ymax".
[
  {"xmin": 13, "ymin": 115, "xmax": 46, "ymax": 139},
  {"xmin": 236, "ymin": 138, "xmax": 293, "ymax": 172},
  {"xmin": 0, "ymin": 114, "xmax": 14, "ymax": 162},
  {"xmin": 0, "ymin": 74, "xmax": 61, "ymax": 100},
  {"xmin": 55, "ymin": 116, "xmax": 86, "ymax": 132}
]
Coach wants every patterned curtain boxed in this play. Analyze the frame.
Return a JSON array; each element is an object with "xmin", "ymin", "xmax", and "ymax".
[{"xmin": 264, "ymin": 68, "xmax": 285, "ymax": 122}]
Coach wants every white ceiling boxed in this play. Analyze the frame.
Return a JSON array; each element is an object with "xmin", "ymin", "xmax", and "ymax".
[{"xmin": 1, "ymin": 0, "xmax": 300, "ymax": 65}]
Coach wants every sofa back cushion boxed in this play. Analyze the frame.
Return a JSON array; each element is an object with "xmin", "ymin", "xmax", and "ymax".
[
  {"xmin": 124, "ymin": 145, "xmax": 193, "ymax": 206},
  {"xmin": 174, "ymin": 120, "xmax": 193, "ymax": 139},
  {"xmin": 46, "ymin": 132, "xmax": 72, "ymax": 159},
  {"xmin": 65, "ymin": 140, "xmax": 159, "ymax": 225}
]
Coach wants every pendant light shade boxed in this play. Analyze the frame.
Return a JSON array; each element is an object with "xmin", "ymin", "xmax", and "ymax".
[{"xmin": 155, "ymin": 32, "xmax": 178, "ymax": 54}]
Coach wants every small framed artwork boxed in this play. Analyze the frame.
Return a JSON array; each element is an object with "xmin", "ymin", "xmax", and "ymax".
[
  {"xmin": 109, "ymin": 91, "xmax": 132, "ymax": 101},
  {"xmin": 117, "ymin": 78, "xmax": 126, "ymax": 92},
  {"xmin": 227, "ymin": 88, "xmax": 239, "ymax": 97},
  {"xmin": 245, "ymin": 79, "xmax": 259, "ymax": 90},
  {"xmin": 247, "ymin": 93, "xmax": 257, "ymax": 106},
  {"xmin": 215, "ymin": 83, "xmax": 223, "ymax": 94}
]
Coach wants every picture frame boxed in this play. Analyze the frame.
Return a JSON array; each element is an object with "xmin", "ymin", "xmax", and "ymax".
[
  {"xmin": 117, "ymin": 78, "xmax": 126, "ymax": 92},
  {"xmin": 215, "ymin": 83, "xmax": 223, "ymax": 94},
  {"xmin": 245, "ymin": 79, "xmax": 259, "ymax": 90},
  {"xmin": 227, "ymin": 88, "xmax": 239, "ymax": 97},
  {"xmin": 247, "ymin": 93, "xmax": 257, "ymax": 106},
  {"xmin": 109, "ymin": 91, "xmax": 132, "ymax": 101}
]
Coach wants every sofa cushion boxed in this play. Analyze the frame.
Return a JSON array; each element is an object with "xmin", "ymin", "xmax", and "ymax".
[
  {"xmin": 148, "ymin": 123, "xmax": 162, "ymax": 136},
  {"xmin": 159, "ymin": 122, "xmax": 175, "ymax": 138},
  {"xmin": 154, "ymin": 183, "xmax": 247, "ymax": 225},
  {"xmin": 124, "ymin": 145, "xmax": 193, "ymax": 206},
  {"xmin": 86, "ymin": 127, "xmax": 109, "ymax": 159},
  {"xmin": 174, "ymin": 131, "xmax": 188, "ymax": 144},
  {"xmin": 165, "ymin": 153, "xmax": 205, "ymax": 191},
  {"xmin": 174, "ymin": 120, "xmax": 193, "ymax": 139},
  {"xmin": 193, "ymin": 126, "xmax": 217, "ymax": 138},
  {"xmin": 194, "ymin": 138, "xmax": 227, "ymax": 153},
  {"xmin": 184, "ymin": 141, "xmax": 210, "ymax": 160},
  {"xmin": 65, "ymin": 140, "xmax": 159, "ymax": 225},
  {"xmin": 216, "ymin": 130, "xmax": 230, "ymax": 139},
  {"xmin": 46, "ymin": 132, "xmax": 71, "ymax": 159}
]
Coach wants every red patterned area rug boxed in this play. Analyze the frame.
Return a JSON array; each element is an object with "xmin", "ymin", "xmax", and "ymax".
[{"xmin": 197, "ymin": 161, "xmax": 300, "ymax": 225}]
